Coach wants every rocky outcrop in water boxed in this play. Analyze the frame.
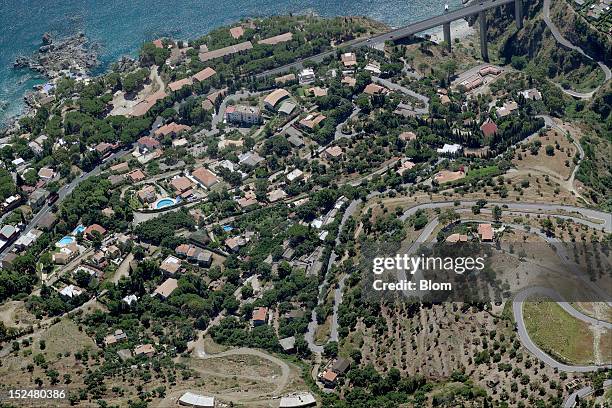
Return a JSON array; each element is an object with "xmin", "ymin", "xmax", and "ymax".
[
  {"xmin": 112, "ymin": 56, "xmax": 138, "ymax": 73},
  {"xmin": 13, "ymin": 32, "xmax": 99, "ymax": 79}
]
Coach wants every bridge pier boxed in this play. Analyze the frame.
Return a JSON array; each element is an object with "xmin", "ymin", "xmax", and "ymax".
[
  {"xmin": 443, "ymin": 22, "xmax": 451, "ymax": 52},
  {"xmin": 515, "ymin": 0, "xmax": 523, "ymax": 29},
  {"xmin": 479, "ymin": 11, "xmax": 489, "ymax": 62}
]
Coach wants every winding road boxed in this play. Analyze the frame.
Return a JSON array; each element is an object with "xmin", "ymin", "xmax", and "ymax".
[
  {"xmin": 399, "ymin": 201, "xmax": 611, "ymax": 232},
  {"xmin": 563, "ymin": 379, "xmax": 612, "ymax": 407},
  {"xmin": 305, "ymin": 199, "xmax": 360, "ymax": 354},
  {"xmin": 542, "ymin": 0, "xmax": 611, "ymax": 99},
  {"xmin": 396, "ymin": 202, "xmax": 611, "ymax": 374},
  {"xmin": 513, "ymin": 286, "xmax": 612, "ymax": 373}
]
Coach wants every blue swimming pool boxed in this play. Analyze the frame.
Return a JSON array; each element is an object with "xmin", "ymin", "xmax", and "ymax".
[
  {"xmin": 72, "ymin": 225, "xmax": 85, "ymax": 235},
  {"xmin": 58, "ymin": 236, "xmax": 75, "ymax": 246},
  {"xmin": 223, "ymin": 225, "xmax": 233, "ymax": 232},
  {"xmin": 155, "ymin": 198, "xmax": 175, "ymax": 209}
]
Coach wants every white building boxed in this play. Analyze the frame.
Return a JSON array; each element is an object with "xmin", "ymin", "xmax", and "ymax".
[
  {"xmin": 520, "ymin": 88, "xmax": 542, "ymax": 101},
  {"xmin": 437, "ymin": 143, "xmax": 463, "ymax": 154},
  {"xmin": 298, "ymin": 68, "xmax": 316, "ymax": 84},
  {"xmin": 59, "ymin": 284, "xmax": 84, "ymax": 298},
  {"xmin": 279, "ymin": 392, "xmax": 316, "ymax": 407},
  {"xmin": 123, "ymin": 294, "xmax": 138, "ymax": 305},
  {"xmin": 178, "ymin": 392, "xmax": 215, "ymax": 407},
  {"xmin": 286, "ymin": 168, "xmax": 304, "ymax": 182},
  {"xmin": 226, "ymin": 104, "xmax": 262, "ymax": 125}
]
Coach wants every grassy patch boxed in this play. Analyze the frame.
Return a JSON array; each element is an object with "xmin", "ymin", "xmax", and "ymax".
[
  {"xmin": 314, "ymin": 316, "xmax": 331, "ymax": 345},
  {"xmin": 33, "ymin": 319, "xmax": 98, "ymax": 357},
  {"xmin": 523, "ymin": 297, "xmax": 595, "ymax": 364},
  {"xmin": 513, "ymin": 129, "xmax": 577, "ymax": 179},
  {"xmin": 601, "ymin": 329, "xmax": 612, "ymax": 362},
  {"xmin": 448, "ymin": 166, "xmax": 501, "ymax": 186},
  {"xmin": 202, "ymin": 334, "xmax": 231, "ymax": 354},
  {"xmin": 339, "ymin": 329, "xmax": 364, "ymax": 358}
]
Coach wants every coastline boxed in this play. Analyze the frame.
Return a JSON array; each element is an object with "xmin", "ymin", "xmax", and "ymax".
[{"xmin": 0, "ymin": 0, "xmax": 469, "ymax": 129}]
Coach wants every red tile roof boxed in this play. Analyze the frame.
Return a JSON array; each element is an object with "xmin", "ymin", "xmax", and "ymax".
[
  {"xmin": 480, "ymin": 120, "xmax": 498, "ymax": 138},
  {"xmin": 229, "ymin": 26, "xmax": 244, "ymax": 39},
  {"xmin": 364, "ymin": 83, "xmax": 387, "ymax": 95},
  {"xmin": 258, "ymin": 32, "xmax": 293, "ymax": 45},
  {"xmin": 154, "ymin": 123, "xmax": 191, "ymax": 138},
  {"xmin": 128, "ymin": 169, "xmax": 146, "ymax": 182},
  {"xmin": 168, "ymin": 77, "xmax": 193, "ymax": 92},
  {"xmin": 477, "ymin": 223, "xmax": 494, "ymax": 241},
  {"xmin": 192, "ymin": 67, "xmax": 216, "ymax": 82},
  {"xmin": 252, "ymin": 307, "xmax": 268, "ymax": 322},
  {"xmin": 192, "ymin": 167, "xmax": 218, "ymax": 188},
  {"xmin": 137, "ymin": 136, "xmax": 161, "ymax": 149},
  {"xmin": 322, "ymin": 370, "xmax": 338, "ymax": 382},
  {"xmin": 131, "ymin": 90, "xmax": 167, "ymax": 117},
  {"xmin": 85, "ymin": 224, "xmax": 106, "ymax": 237},
  {"xmin": 170, "ymin": 176, "xmax": 194, "ymax": 193}
]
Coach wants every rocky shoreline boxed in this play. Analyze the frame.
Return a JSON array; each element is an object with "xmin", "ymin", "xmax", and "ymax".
[{"xmin": 13, "ymin": 32, "xmax": 99, "ymax": 80}]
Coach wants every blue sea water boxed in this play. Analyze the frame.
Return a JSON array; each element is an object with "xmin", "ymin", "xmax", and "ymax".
[{"xmin": 0, "ymin": 0, "xmax": 463, "ymax": 127}]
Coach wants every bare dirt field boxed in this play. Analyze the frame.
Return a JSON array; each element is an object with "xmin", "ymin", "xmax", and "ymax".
[
  {"xmin": 167, "ymin": 337, "xmax": 312, "ymax": 407},
  {"xmin": 0, "ymin": 300, "xmax": 36, "ymax": 329},
  {"xmin": 513, "ymin": 128, "xmax": 577, "ymax": 180}
]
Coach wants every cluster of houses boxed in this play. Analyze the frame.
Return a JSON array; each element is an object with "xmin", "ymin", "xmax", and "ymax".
[
  {"xmin": 51, "ymin": 231, "xmax": 131, "ymax": 301},
  {"xmin": 458, "ymin": 65, "xmax": 501, "ymax": 92},
  {"xmin": 100, "ymin": 326, "xmax": 157, "ymax": 363},
  {"xmin": 319, "ymin": 357, "xmax": 351, "ymax": 387},
  {"xmin": 581, "ymin": 0, "xmax": 611, "ymax": 20},
  {"xmin": 175, "ymin": 243, "xmax": 213, "ymax": 267}
]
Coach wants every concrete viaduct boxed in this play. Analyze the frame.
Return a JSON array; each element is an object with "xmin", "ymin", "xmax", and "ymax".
[
  {"xmin": 367, "ymin": 0, "xmax": 524, "ymax": 61},
  {"xmin": 257, "ymin": 0, "xmax": 524, "ymax": 78}
]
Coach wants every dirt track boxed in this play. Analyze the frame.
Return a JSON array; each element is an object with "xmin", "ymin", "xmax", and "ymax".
[{"xmin": 159, "ymin": 342, "xmax": 297, "ymax": 407}]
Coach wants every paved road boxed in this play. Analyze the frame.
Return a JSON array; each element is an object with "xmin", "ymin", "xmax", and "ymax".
[
  {"xmin": 0, "ymin": 148, "xmax": 130, "ymax": 261},
  {"xmin": 334, "ymin": 107, "xmax": 360, "ymax": 140},
  {"xmin": 563, "ymin": 379, "xmax": 612, "ymax": 407},
  {"xmin": 394, "ymin": 202, "xmax": 612, "ymax": 373},
  {"xmin": 305, "ymin": 199, "xmax": 360, "ymax": 353},
  {"xmin": 400, "ymin": 201, "xmax": 611, "ymax": 232},
  {"xmin": 328, "ymin": 199, "xmax": 360, "ymax": 343},
  {"xmin": 257, "ymin": 0, "xmax": 516, "ymax": 78},
  {"xmin": 542, "ymin": 0, "xmax": 611, "ymax": 99},
  {"xmin": 513, "ymin": 287, "xmax": 612, "ymax": 372},
  {"xmin": 372, "ymin": 77, "xmax": 429, "ymax": 115}
]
